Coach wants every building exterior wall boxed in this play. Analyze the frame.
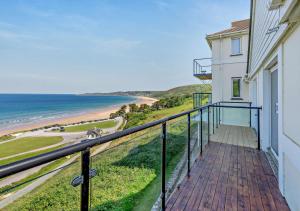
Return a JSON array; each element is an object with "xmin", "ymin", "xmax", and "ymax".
[
  {"xmin": 280, "ymin": 24, "xmax": 300, "ymax": 211},
  {"xmin": 248, "ymin": 0, "xmax": 300, "ymax": 209},
  {"xmin": 210, "ymin": 34, "xmax": 249, "ymax": 103}
]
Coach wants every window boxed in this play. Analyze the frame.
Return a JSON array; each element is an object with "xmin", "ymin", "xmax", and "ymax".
[
  {"xmin": 232, "ymin": 78, "xmax": 241, "ymax": 98},
  {"xmin": 231, "ymin": 37, "xmax": 241, "ymax": 55}
]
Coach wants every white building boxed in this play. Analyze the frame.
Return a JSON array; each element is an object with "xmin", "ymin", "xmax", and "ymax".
[
  {"xmin": 247, "ymin": 0, "xmax": 300, "ymax": 210},
  {"xmin": 206, "ymin": 19, "xmax": 250, "ymax": 103},
  {"xmin": 193, "ymin": 20, "xmax": 252, "ymax": 126},
  {"xmin": 194, "ymin": 1, "xmax": 300, "ymax": 210}
]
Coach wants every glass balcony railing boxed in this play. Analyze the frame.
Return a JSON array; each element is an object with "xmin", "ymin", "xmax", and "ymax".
[
  {"xmin": 0, "ymin": 102, "xmax": 262, "ymax": 211},
  {"xmin": 193, "ymin": 58, "xmax": 212, "ymax": 80},
  {"xmin": 193, "ymin": 92, "xmax": 212, "ymax": 108}
]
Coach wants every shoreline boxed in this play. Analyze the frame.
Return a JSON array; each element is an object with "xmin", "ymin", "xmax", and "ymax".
[{"xmin": 0, "ymin": 96, "xmax": 157, "ymax": 137}]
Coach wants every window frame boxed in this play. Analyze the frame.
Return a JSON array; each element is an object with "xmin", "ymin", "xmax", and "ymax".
[
  {"xmin": 231, "ymin": 37, "xmax": 242, "ymax": 56},
  {"xmin": 231, "ymin": 77, "xmax": 242, "ymax": 99}
]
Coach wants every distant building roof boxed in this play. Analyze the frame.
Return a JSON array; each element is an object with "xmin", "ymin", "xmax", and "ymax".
[{"xmin": 207, "ymin": 19, "xmax": 250, "ymax": 37}]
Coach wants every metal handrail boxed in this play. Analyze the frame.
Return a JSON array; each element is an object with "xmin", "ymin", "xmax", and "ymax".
[
  {"xmin": 0, "ymin": 106, "xmax": 207, "ymax": 178},
  {"xmin": 193, "ymin": 92, "xmax": 212, "ymax": 95},
  {"xmin": 193, "ymin": 58, "xmax": 212, "ymax": 76},
  {"xmin": 0, "ymin": 102, "xmax": 262, "ymax": 211},
  {"xmin": 219, "ymin": 101, "xmax": 252, "ymax": 104},
  {"xmin": 210, "ymin": 105, "xmax": 261, "ymax": 109}
]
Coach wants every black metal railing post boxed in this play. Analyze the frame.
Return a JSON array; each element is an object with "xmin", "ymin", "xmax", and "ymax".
[
  {"xmin": 218, "ymin": 102, "xmax": 221, "ymax": 125},
  {"xmin": 193, "ymin": 93, "xmax": 195, "ymax": 109},
  {"xmin": 161, "ymin": 122, "xmax": 167, "ymax": 211},
  {"xmin": 257, "ymin": 108, "xmax": 261, "ymax": 150},
  {"xmin": 249, "ymin": 102, "xmax": 252, "ymax": 127},
  {"xmin": 193, "ymin": 59, "xmax": 195, "ymax": 75},
  {"xmin": 212, "ymin": 106, "xmax": 215, "ymax": 134},
  {"xmin": 208, "ymin": 106, "xmax": 210, "ymax": 144},
  {"xmin": 216, "ymin": 104, "xmax": 218, "ymax": 129},
  {"xmin": 187, "ymin": 113, "xmax": 191, "ymax": 177},
  {"xmin": 200, "ymin": 109, "xmax": 203, "ymax": 155},
  {"xmin": 81, "ymin": 148, "xmax": 90, "ymax": 211}
]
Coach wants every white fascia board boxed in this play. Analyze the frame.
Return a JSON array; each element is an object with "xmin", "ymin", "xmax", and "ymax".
[
  {"xmin": 269, "ymin": 0, "xmax": 285, "ymax": 10},
  {"xmin": 280, "ymin": 0, "xmax": 299, "ymax": 23},
  {"xmin": 206, "ymin": 30, "xmax": 248, "ymax": 42}
]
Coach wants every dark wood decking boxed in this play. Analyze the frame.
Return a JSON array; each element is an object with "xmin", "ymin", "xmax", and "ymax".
[{"xmin": 166, "ymin": 142, "xmax": 290, "ymax": 211}]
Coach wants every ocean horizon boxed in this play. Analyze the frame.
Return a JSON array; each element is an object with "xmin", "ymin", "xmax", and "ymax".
[{"xmin": 0, "ymin": 94, "xmax": 136, "ymax": 132}]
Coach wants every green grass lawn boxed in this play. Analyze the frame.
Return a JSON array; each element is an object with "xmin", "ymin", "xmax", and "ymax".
[
  {"xmin": 62, "ymin": 120, "xmax": 117, "ymax": 132},
  {"xmin": 0, "ymin": 145, "xmax": 66, "ymax": 166},
  {"xmin": 0, "ymin": 136, "xmax": 63, "ymax": 159},
  {"xmin": 0, "ymin": 135, "xmax": 15, "ymax": 142}
]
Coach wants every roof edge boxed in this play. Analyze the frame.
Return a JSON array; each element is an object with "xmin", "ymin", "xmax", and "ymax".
[{"xmin": 206, "ymin": 29, "xmax": 249, "ymax": 42}]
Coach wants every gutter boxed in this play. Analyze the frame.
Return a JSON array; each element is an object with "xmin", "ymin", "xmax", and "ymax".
[
  {"xmin": 206, "ymin": 30, "xmax": 248, "ymax": 46},
  {"xmin": 246, "ymin": 0, "xmax": 254, "ymax": 74}
]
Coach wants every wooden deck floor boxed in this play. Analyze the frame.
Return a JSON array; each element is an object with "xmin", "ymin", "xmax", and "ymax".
[
  {"xmin": 166, "ymin": 142, "xmax": 290, "ymax": 211},
  {"xmin": 210, "ymin": 125, "xmax": 258, "ymax": 149}
]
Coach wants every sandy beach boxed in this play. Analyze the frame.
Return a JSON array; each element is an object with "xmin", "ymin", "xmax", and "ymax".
[{"xmin": 0, "ymin": 96, "xmax": 157, "ymax": 137}]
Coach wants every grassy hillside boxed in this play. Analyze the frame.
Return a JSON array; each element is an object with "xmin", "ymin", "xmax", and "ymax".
[
  {"xmin": 82, "ymin": 84, "xmax": 211, "ymax": 99},
  {"xmin": 4, "ymin": 100, "xmax": 193, "ymax": 211},
  {"xmin": 151, "ymin": 84, "xmax": 211, "ymax": 99}
]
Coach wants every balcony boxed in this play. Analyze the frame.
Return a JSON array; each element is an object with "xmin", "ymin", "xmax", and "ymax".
[
  {"xmin": 193, "ymin": 58, "xmax": 212, "ymax": 81},
  {"xmin": 0, "ymin": 102, "xmax": 290, "ymax": 211},
  {"xmin": 166, "ymin": 141, "xmax": 290, "ymax": 211}
]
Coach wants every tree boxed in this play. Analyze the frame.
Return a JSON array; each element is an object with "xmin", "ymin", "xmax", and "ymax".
[
  {"xmin": 110, "ymin": 113, "xmax": 118, "ymax": 119},
  {"xmin": 138, "ymin": 104, "xmax": 150, "ymax": 112},
  {"xmin": 120, "ymin": 105, "xmax": 127, "ymax": 111},
  {"xmin": 151, "ymin": 101, "xmax": 162, "ymax": 110},
  {"xmin": 129, "ymin": 104, "xmax": 139, "ymax": 112}
]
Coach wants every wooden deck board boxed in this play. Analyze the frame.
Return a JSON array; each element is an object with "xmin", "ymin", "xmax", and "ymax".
[
  {"xmin": 210, "ymin": 125, "xmax": 257, "ymax": 148},
  {"xmin": 166, "ymin": 142, "xmax": 290, "ymax": 211}
]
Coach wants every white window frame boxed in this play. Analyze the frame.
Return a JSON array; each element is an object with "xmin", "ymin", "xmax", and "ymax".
[
  {"xmin": 231, "ymin": 77, "xmax": 242, "ymax": 98},
  {"xmin": 231, "ymin": 37, "xmax": 242, "ymax": 55}
]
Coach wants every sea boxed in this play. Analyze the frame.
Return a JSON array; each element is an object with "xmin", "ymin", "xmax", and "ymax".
[{"xmin": 0, "ymin": 94, "xmax": 136, "ymax": 132}]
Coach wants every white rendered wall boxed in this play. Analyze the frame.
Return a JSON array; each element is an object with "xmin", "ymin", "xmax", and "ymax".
[
  {"xmin": 210, "ymin": 35, "xmax": 249, "ymax": 103},
  {"xmin": 279, "ymin": 24, "xmax": 300, "ymax": 211},
  {"xmin": 249, "ymin": 23, "xmax": 300, "ymax": 211}
]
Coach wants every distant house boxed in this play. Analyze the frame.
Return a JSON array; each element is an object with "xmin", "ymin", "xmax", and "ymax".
[{"xmin": 87, "ymin": 128, "xmax": 102, "ymax": 139}]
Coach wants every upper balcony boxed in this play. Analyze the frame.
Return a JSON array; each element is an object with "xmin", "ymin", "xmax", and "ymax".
[{"xmin": 193, "ymin": 58, "xmax": 212, "ymax": 80}]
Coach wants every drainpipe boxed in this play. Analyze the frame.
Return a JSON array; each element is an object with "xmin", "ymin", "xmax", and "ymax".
[{"xmin": 219, "ymin": 34, "xmax": 224, "ymax": 102}]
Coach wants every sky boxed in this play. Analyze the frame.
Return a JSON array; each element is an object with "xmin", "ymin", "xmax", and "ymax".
[{"xmin": 0, "ymin": 0, "xmax": 250, "ymax": 94}]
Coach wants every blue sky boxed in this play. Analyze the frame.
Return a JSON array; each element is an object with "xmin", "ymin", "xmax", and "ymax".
[{"xmin": 0, "ymin": 0, "xmax": 250, "ymax": 94}]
